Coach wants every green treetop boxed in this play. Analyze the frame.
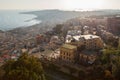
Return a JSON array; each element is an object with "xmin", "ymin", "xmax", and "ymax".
[{"xmin": 2, "ymin": 53, "xmax": 46, "ymax": 80}]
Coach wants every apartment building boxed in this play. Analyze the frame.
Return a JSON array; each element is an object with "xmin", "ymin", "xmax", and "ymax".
[
  {"xmin": 66, "ymin": 34, "xmax": 104, "ymax": 50},
  {"xmin": 60, "ymin": 44, "xmax": 77, "ymax": 63}
]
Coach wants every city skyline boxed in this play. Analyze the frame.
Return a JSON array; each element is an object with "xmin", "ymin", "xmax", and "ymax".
[{"xmin": 0, "ymin": 0, "xmax": 120, "ymax": 10}]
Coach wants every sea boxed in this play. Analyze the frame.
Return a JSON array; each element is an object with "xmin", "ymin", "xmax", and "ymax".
[{"xmin": 0, "ymin": 10, "xmax": 41, "ymax": 31}]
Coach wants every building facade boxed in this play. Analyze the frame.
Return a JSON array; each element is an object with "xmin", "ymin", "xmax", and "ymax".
[
  {"xmin": 66, "ymin": 35, "xmax": 104, "ymax": 50},
  {"xmin": 60, "ymin": 44, "xmax": 77, "ymax": 63}
]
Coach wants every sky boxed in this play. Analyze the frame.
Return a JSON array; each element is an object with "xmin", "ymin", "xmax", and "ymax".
[{"xmin": 0, "ymin": 0, "xmax": 120, "ymax": 10}]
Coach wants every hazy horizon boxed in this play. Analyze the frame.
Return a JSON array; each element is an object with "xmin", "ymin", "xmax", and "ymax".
[{"xmin": 0, "ymin": 0, "xmax": 120, "ymax": 10}]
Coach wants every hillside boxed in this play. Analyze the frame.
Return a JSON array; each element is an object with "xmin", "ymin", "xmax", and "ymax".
[
  {"xmin": 8, "ymin": 9, "xmax": 120, "ymax": 36},
  {"xmin": 23, "ymin": 9, "xmax": 120, "ymax": 23}
]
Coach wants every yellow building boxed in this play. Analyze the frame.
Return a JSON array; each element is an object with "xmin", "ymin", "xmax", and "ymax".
[
  {"xmin": 60, "ymin": 44, "xmax": 77, "ymax": 63},
  {"xmin": 84, "ymin": 35, "xmax": 104, "ymax": 50},
  {"xmin": 61, "ymin": 35, "xmax": 104, "ymax": 64},
  {"xmin": 66, "ymin": 34, "xmax": 104, "ymax": 50}
]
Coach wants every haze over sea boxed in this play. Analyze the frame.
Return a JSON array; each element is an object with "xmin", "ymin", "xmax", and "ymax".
[{"xmin": 0, "ymin": 10, "xmax": 41, "ymax": 31}]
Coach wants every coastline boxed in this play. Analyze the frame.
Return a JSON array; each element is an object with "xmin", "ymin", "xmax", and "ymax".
[{"xmin": 0, "ymin": 10, "xmax": 41, "ymax": 32}]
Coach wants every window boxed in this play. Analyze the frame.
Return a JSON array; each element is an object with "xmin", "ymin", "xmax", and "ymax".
[
  {"xmin": 69, "ymin": 54, "xmax": 71, "ymax": 57},
  {"xmin": 64, "ymin": 52, "xmax": 65, "ymax": 55},
  {"xmin": 66, "ymin": 52, "xmax": 68, "ymax": 56}
]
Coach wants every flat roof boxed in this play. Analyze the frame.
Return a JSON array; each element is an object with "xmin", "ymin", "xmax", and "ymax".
[
  {"xmin": 62, "ymin": 44, "xmax": 77, "ymax": 50},
  {"xmin": 73, "ymin": 34, "xmax": 100, "ymax": 40}
]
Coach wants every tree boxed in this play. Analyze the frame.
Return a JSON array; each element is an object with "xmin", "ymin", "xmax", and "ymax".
[
  {"xmin": 2, "ymin": 53, "xmax": 46, "ymax": 80},
  {"xmin": 78, "ymin": 69, "xmax": 86, "ymax": 80},
  {"xmin": 104, "ymin": 70, "xmax": 113, "ymax": 80},
  {"xmin": 113, "ymin": 57, "xmax": 120, "ymax": 80},
  {"xmin": 48, "ymin": 63, "xmax": 60, "ymax": 71},
  {"xmin": 92, "ymin": 65, "xmax": 105, "ymax": 79},
  {"xmin": 68, "ymin": 67, "xmax": 77, "ymax": 75}
]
